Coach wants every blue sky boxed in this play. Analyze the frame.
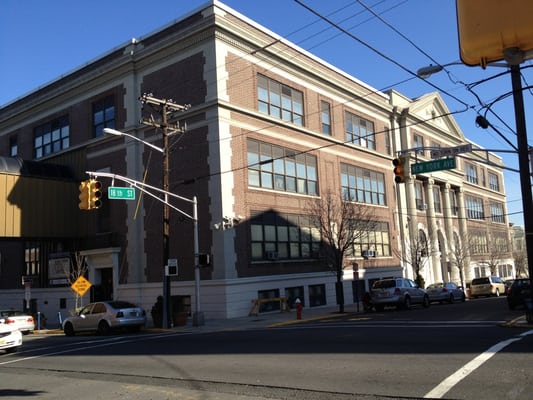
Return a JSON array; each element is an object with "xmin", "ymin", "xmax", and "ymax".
[{"xmin": 1, "ymin": 0, "xmax": 531, "ymax": 226}]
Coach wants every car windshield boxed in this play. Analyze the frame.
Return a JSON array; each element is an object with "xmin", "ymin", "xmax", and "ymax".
[
  {"xmin": 373, "ymin": 280, "xmax": 396, "ymax": 289},
  {"xmin": 108, "ymin": 301, "xmax": 137, "ymax": 309}
]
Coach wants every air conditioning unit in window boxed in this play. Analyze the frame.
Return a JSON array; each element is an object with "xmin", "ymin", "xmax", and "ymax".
[
  {"xmin": 361, "ymin": 250, "xmax": 376, "ymax": 259},
  {"xmin": 418, "ymin": 204, "xmax": 428, "ymax": 211},
  {"xmin": 265, "ymin": 251, "xmax": 279, "ymax": 260}
]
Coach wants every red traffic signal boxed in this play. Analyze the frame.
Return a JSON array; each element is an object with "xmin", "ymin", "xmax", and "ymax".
[{"xmin": 392, "ymin": 156, "xmax": 408, "ymax": 184}]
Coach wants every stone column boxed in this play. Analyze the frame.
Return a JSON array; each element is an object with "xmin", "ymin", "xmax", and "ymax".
[{"xmin": 425, "ymin": 179, "xmax": 442, "ymax": 284}]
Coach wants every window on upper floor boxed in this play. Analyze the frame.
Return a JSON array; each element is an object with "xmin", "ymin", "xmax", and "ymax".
[
  {"xmin": 488, "ymin": 172, "xmax": 500, "ymax": 192},
  {"xmin": 93, "ymin": 95, "xmax": 115, "ymax": 137},
  {"xmin": 34, "ymin": 115, "xmax": 69, "ymax": 159},
  {"xmin": 340, "ymin": 163, "xmax": 386, "ymax": 206},
  {"xmin": 349, "ymin": 221, "xmax": 391, "ymax": 257},
  {"xmin": 345, "ymin": 111, "xmax": 375, "ymax": 150},
  {"xmin": 489, "ymin": 201, "xmax": 505, "ymax": 223},
  {"xmin": 247, "ymin": 139, "xmax": 318, "ymax": 196},
  {"xmin": 414, "ymin": 181, "xmax": 424, "ymax": 209},
  {"xmin": 413, "ymin": 134, "xmax": 424, "ymax": 156},
  {"xmin": 258, "ymin": 75, "xmax": 303, "ymax": 126},
  {"xmin": 433, "ymin": 186, "xmax": 441, "ymax": 213},
  {"xmin": 384, "ymin": 127, "xmax": 391, "ymax": 156},
  {"xmin": 465, "ymin": 162, "xmax": 478, "ymax": 184},
  {"xmin": 320, "ymin": 101, "xmax": 331, "ymax": 135},
  {"xmin": 465, "ymin": 194, "xmax": 484, "ymax": 220},
  {"xmin": 471, "ymin": 231, "xmax": 488, "ymax": 254},
  {"xmin": 492, "ymin": 231, "xmax": 509, "ymax": 253},
  {"xmin": 449, "ymin": 189, "xmax": 458, "ymax": 216},
  {"xmin": 9, "ymin": 136, "xmax": 17, "ymax": 157},
  {"xmin": 250, "ymin": 211, "xmax": 321, "ymax": 261}
]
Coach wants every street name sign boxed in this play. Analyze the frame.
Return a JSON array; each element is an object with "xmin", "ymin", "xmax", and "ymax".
[
  {"xmin": 108, "ymin": 186, "xmax": 136, "ymax": 200},
  {"xmin": 411, "ymin": 158, "xmax": 456, "ymax": 174},
  {"xmin": 430, "ymin": 143, "xmax": 472, "ymax": 159}
]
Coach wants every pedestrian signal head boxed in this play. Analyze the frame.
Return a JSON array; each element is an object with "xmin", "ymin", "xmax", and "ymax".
[{"xmin": 392, "ymin": 156, "xmax": 408, "ymax": 184}]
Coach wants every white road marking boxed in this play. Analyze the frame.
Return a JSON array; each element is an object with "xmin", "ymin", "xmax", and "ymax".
[{"xmin": 424, "ymin": 329, "xmax": 533, "ymax": 398}]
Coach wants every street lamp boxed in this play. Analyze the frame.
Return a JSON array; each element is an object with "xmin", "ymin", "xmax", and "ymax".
[{"xmin": 104, "ymin": 127, "xmax": 204, "ymax": 327}]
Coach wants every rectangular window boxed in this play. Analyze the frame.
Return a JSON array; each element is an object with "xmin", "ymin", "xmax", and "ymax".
[
  {"xmin": 465, "ymin": 163, "xmax": 478, "ymax": 184},
  {"xmin": 449, "ymin": 190, "xmax": 458, "ymax": 216},
  {"xmin": 247, "ymin": 139, "xmax": 318, "ymax": 195},
  {"xmin": 433, "ymin": 187, "xmax": 441, "ymax": 213},
  {"xmin": 492, "ymin": 232, "xmax": 509, "ymax": 253},
  {"xmin": 384, "ymin": 128, "xmax": 391, "ymax": 155},
  {"xmin": 320, "ymin": 101, "xmax": 331, "ymax": 135},
  {"xmin": 34, "ymin": 115, "xmax": 70, "ymax": 158},
  {"xmin": 258, "ymin": 74, "xmax": 304, "ymax": 126},
  {"xmin": 471, "ymin": 231, "xmax": 488, "ymax": 254},
  {"xmin": 309, "ymin": 284, "xmax": 326, "ymax": 307},
  {"xmin": 250, "ymin": 211, "xmax": 321, "ymax": 261},
  {"xmin": 414, "ymin": 181, "xmax": 424, "ymax": 209},
  {"xmin": 351, "ymin": 221, "xmax": 391, "ymax": 257},
  {"xmin": 465, "ymin": 194, "xmax": 484, "ymax": 220},
  {"xmin": 93, "ymin": 95, "xmax": 115, "ymax": 137},
  {"xmin": 9, "ymin": 136, "xmax": 17, "ymax": 157},
  {"xmin": 345, "ymin": 111, "xmax": 375, "ymax": 150},
  {"xmin": 489, "ymin": 201, "xmax": 505, "ymax": 223},
  {"xmin": 413, "ymin": 134, "xmax": 424, "ymax": 156},
  {"xmin": 340, "ymin": 163, "xmax": 386, "ymax": 206},
  {"xmin": 488, "ymin": 172, "xmax": 500, "ymax": 191}
]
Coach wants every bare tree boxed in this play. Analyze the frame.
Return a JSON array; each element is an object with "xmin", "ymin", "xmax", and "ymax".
[
  {"xmin": 449, "ymin": 231, "xmax": 472, "ymax": 290},
  {"xmin": 62, "ymin": 252, "xmax": 88, "ymax": 312},
  {"xmin": 513, "ymin": 248, "xmax": 528, "ymax": 277},
  {"xmin": 395, "ymin": 229, "xmax": 429, "ymax": 289},
  {"xmin": 306, "ymin": 189, "xmax": 376, "ymax": 313}
]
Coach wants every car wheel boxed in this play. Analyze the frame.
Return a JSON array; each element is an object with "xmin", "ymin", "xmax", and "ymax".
[
  {"xmin": 495, "ymin": 289, "xmax": 500, "ymax": 297},
  {"xmin": 97, "ymin": 321, "xmax": 111, "ymax": 335},
  {"xmin": 5, "ymin": 346, "xmax": 18, "ymax": 354},
  {"xmin": 64, "ymin": 322, "xmax": 75, "ymax": 337},
  {"xmin": 449, "ymin": 294, "xmax": 454, "ymax": 304},
  {"xmin": 403, "ymin": 296, "xmax": 411, "ymax": 310},
  {"xmin": 422, "ymin": 295, "xmax": 430, "ymax": 308}
]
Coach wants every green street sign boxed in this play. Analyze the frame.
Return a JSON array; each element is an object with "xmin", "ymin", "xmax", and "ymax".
[
  {"xmin": 108, "ymin": 186, "xmax": 136, "ymax": 200},
  {"xmin": 411, "ymin": 158, "xmax": 456, "ymax": 174}
]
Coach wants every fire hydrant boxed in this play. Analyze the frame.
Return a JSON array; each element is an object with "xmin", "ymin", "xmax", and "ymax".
[{"xmin": 295, "ymin": 298, "xmax": 302, "ymax": 320}]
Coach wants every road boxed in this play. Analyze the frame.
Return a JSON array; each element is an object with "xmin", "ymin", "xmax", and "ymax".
[{"xmin": 1, "ymin": 297, "xmax": 531, "ymax": 400}]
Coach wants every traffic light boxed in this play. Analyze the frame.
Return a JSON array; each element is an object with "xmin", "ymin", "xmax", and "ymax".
[
  {"xmin": 78, "ymin": 180, "xmax": 90, "ymax": 210},
  {"xmin": 392, "ymin": 156, "xmax": 408, "ymax": 184},
  {"xmin": 88, "ymin": 179, "xmax": 102, "ymax": 209}
]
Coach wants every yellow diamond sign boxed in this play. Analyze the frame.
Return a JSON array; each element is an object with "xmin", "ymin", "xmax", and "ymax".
[{"xmin": 71, "ymin": 276, "xmax": 92, "ymax": 297}]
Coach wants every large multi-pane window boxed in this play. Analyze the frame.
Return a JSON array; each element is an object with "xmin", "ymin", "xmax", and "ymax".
[
  {"xmin": 345, "ymin": 111, "xmax": 375, "ymax": 150},
  {"xmin": 465, "ymin": 162, "xmax": 478, "ymax": 184},
  {"xmin": 258, "ymin": 74, "xmax": 303, "ymax": 126},
  {"xmin": 340, "ymin": 163, "xmax": 386, "ymax": 205},
  {"xmin": 471, "ymin": 231, "xmax": 488, "ymax": 254},
  {"xmin": 492, "ymin": 231, "xmax": 509, "ymax": 253},
  {"xmin": 93, "ymin": 95, "xmax": 115, "ymax": 137},
  {"xmin": 488, "ymin": 172, "xmax": 500, "ymax": 192},
  {"xmin": 247, "ymin": 139, "xmax": 318, "ymax": 195},
  {"xmin": 489, "ymin": 201, "xmax": 505, "ymax": 223},
  {"xmin": 465, "ymin": 194, "xmax": 484, "ymax": 220},
  {"xmin": 350, "ymin": 221, "xmax": 391, "ymax": 257},
  {"xmin": 320, "ymin": 101, "xmax": 331, "ymax": 135},
  {"xmin": 250, "ymin": 211, "xmax": 321, "ymax": 261},
  {"xmin": 34, "ymin": 115, "xmax": 69, "ymax": 158}
]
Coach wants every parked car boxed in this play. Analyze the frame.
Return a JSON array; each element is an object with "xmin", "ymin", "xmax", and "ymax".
[
  {"xmin": 507, "ymin": 278, "xmax": 531, "ymax": 310},
  {"xmin": 426, "ymin": 282, "xmax": 466, "ymax": 304},
  {"xmin": 0, "ymin": 310, "xmax": 35, "ymax": 334},
  {"xmin": 504, "ymin": 279, "xmax": 515, "ymax": 295},
  {"xmin": 470, "ymin": 276, "xmax": 506, "ymax": 298},
  {"xmin": 370, "ymin": 277, "xmax": 430, "ymax": 311},
  {"xmin": 62, "ymin": 301, "xmax": 146, "ymax": 336},
  {"xmin": 0, "ymin": 323, "xmax": 22, "ymax": 353}
]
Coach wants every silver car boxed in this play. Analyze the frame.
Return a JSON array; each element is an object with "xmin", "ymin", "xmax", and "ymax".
[
  {"xmin": 370, "ymin": 278, "xmax": 430, "ymax": 311},
  {"xmin": 62, "ymin": 301, "xmax": 146, "ymax": 336},
  {"xmin": 426, "ymin": 282, "xmax": 466, "ymax": 304}
]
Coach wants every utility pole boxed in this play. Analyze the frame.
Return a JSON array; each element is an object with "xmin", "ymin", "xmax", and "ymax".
[{"xmin": 139, "ymin": 93, "xmax": 189, "ymax": 329}]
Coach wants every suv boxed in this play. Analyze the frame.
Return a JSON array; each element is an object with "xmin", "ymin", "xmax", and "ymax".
[
  {"xmin": 370, "ymin": 278, "xmax": 430, "ymax": 311},
  {"xmin": 470, "ymin": 276, "xmax": 506, "ymax": 298},
  {"xmin": 507, "ymin": 278, "xmax": 531, "ymax": 310}
]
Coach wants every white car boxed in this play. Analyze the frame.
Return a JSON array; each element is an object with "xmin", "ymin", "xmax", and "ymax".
[
  {"xmin": 0, "ymin": 323, "xmax": 22, "ymax": 353},
  {"xmin": 0, "ymin": 310, "xmax": 35, "ymax": 334}
]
